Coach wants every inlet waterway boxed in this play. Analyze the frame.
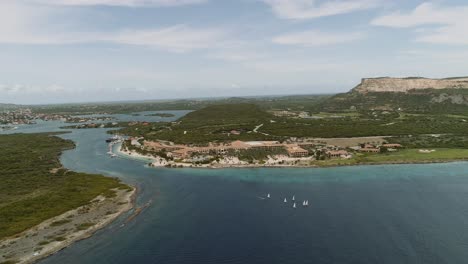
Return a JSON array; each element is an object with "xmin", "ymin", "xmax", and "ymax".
[{"xmin": 3, "ymin": 111, "xmax": 468, "ymax": 264}]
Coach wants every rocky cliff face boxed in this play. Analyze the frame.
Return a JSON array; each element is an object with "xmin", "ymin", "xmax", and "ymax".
[{"xmin": 354, "ymin": 77, "xmax": 468, "ymax": 93}]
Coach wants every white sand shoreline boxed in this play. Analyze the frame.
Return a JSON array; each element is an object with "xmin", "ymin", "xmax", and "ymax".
[{"xmin": 113, "ymin": 143, "xmax": 468, "ymax": 170}]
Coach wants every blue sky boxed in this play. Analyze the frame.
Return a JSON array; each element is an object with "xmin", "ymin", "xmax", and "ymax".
[{"xmin": 1, "ymin": 0, "xmax": 468, "ymax": 104}]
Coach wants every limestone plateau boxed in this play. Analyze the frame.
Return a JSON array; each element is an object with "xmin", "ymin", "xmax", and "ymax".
[{"xmin": 354, "ymin": 77, "xmax": 468, "ymax": 93}]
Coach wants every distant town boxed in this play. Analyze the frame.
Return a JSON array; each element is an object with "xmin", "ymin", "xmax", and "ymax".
[{"xmin": 0, "ymin": 108, "xmax": 115, "ymax": 131}]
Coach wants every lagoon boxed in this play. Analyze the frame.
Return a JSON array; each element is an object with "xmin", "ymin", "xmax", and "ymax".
[{"xmin": 3, "ymin": 112, "xmax": 468, "ymax": 264}]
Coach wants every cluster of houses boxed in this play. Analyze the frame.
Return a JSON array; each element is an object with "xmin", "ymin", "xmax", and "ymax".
[
  {"xmin": 65, "ymin": 116, "xmax": 114, "ymax": 123},
  {"xmin": 350, "ymin": 143, "xmax": 403, "ymax": 153},
  {"xmin": 0, "ymin": 109, "xmax": 38, "ymax": 125},
  {"xmin": 0, "ymin": 108, "xmax": 114, "ymax": 125}
]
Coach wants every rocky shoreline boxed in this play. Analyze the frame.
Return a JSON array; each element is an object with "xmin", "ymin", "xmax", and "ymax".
[{"xmin": 0, "ymin": 187, "xmax": 136, "ymax": 264}]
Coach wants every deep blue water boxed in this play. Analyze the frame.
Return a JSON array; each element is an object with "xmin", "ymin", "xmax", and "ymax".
[{"xmin": 3, "ymin": 112, "xmax": 468, "ymax": 264}]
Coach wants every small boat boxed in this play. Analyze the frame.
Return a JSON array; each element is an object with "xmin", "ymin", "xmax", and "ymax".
[
  {"xmin": 293, "ymin": 203, "xmax": 296, "ymax": 208},
  {"xmin": 106, "ymin": 135, "xmax": 120, "ymax": 143},
  {"xmin": 284, "ymin": 198, "xmax": 287, "ymax": 203},
  {"xmin": 302, "ymin": 201, "xmax": 306, "ymax": 206},
  {"xmin": 111, "ymin": 154, "xmax": 117, "ymax": 158},
  {"xmin": 292, "ymin": 195, "xmax": 295, "ymax": 201},
  {"xmin": 267, "ymin": 193, "xmax": 271, "ymax": 198},
  {"xmin": 306, "ymin": 200, "xmax": 309, "ymax": 206}
]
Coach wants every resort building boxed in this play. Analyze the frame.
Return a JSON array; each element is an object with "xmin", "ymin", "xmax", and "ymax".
[
  {"xmin": 141, "ymin": 139, "xmax": 316, "ymax": 159},
  {"xmin": 286, "ymin": 145, "xmax": 309, "ymax": 157},
  {"xmin": 359, "ymin": 148, "xmax": 381, "ymax": 153}
]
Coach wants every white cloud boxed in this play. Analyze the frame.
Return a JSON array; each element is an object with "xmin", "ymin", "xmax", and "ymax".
[
  {"xmin": 262, "ymin": 0, "xmax": 380, "ymax": 20},
  {"xmin": 372, "ymin": 2, "xmax": 468, "ymax": 45},
  {"xmin": 27, "ymin": 0, "xmax": 208, "ymax": 7},
  {"xmin": 0, "ymin": 2, "xmax": 227, "ymax": 52},
  {"xmin": 108, "ymin": 26, "xmax": 227, "ymax": 52},
  {"xmin": 0, "ymin": 84, "xmax": 66, "ymax": 94},
  {"xmin": 273, "ymin": 30, "xmax": 364, "ymax": 46},
  {"xmin": 0, "ymin": 25, "xmax": 227, "ymax": 52}
]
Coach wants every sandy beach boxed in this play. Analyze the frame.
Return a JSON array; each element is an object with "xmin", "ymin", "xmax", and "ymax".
[{"xmin": 0, "ymin": 187, "xmax": 136, "ymax": 264}]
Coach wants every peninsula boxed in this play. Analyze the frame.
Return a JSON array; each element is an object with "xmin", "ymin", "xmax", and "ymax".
[{"xmin": 0, "ymin": 133, "xmax": 135, "ymax": 264}]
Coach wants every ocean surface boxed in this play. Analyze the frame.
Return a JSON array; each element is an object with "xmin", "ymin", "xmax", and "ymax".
[{"xmin": 3, "ymin": 111, "xmax": 468, "ymax": 264}]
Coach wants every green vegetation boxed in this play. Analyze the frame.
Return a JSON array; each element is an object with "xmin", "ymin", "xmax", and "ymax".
[
  {"xmin": 38, "ymin": 241, "xmax": 50, "ymax": 246},
  {"xmin": 0, "ymin": 133, "xmax": 128, "ymax": 240},
  {"xmin": 75, "ymin": 222, "xmax": 95, "ymax": 231},
  {"xmin": 260, "ymin": 114, "xmax": 468, "ymax": 138},
  {"xmin": 53, "ymin": 236, "xmax": 67, "ymax": 241},
  {"xmin": 231, "ymin": 148, "xmax": 288, "ymax": 163},
  {"xmin": 308, "ymin": 149, "xmax": 468, "ymax": 167},
  {"xmin": 115, "ymin": 105, "xmax": 468, "ymax": 144},
  {"xmin": 180, "ymin": 103, "xmax": 273, "ymax": 125},
  {"xmin": 387, "ymin": 135, "xmax": 468, "ymax": 149},
  {"xmin": 316, "ymin": 89, "xmax": 468, "ymax": 114},
  {"xmin": 360, "ymin": 149, "xmax": 468, "ymax": 163},
  {"xmin": 50, "ymin": 219, "xmax": 72, "ymax": 227},
  {"xmin": 114, "ymin": 103, "xmax": 279, "ymax": 144},
  {"xmin": 30, "ymin": 94, "xmax": 330, "ymax": 115}
]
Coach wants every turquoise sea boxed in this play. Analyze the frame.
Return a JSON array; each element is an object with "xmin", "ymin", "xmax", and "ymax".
[{"xmin": 3, "ymin": 112, "xmax": 468, "ymax": 264}]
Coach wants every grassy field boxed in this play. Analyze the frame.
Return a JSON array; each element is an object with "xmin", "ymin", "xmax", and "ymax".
[
  {"xmin": 362, "ymin": 149, "xmax": 468, "ymax": 163},
  {"xmin": 0, "ymin": 133, "xmax": 130, "ymax": 240},
  {"xmin": 311, "ymin": 149, "xmax": 468, "ymax": 167}
]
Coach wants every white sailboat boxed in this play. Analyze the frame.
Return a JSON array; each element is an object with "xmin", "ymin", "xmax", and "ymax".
[
  {"xmin": 306, "ymin": 200, "xmax": 309, "ymax": 206},
  {"xmin": 284, "ymin": 198, "xmax": 287, "ymax": 203},
  {"xmin": 293, "ymin": 202, "xmax": 296, "ymax": 208},
  {"xmin": 302, "ymin": 200, "xmax": 306, "ymax": 206},
  {"xmin": 292, "ymin": 195, "xmax": 295, "ymax": 201},
  {"xmin": 267, "ymin": 193, "xmax": 271, "ymax": 198}
]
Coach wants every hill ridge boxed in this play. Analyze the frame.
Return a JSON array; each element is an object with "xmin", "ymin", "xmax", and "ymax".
[{"xmin": 354, "ymin": 76, "xmax": 468, "ymax": 93}]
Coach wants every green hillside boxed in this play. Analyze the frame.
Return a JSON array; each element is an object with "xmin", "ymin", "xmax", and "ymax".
[
  {"xmin": 180, "ymin": 103, "xmax": 273, "ymax": 125},
  {"xmin": 316, "ymin": 89, "xmax": 468, "ymax": 114},
  {"xmin": 114, "ymin": 103, "xmax": 278, "ymax": 144}
]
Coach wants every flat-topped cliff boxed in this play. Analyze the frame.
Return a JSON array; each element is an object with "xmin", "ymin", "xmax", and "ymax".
[{"xmin": 354, "ymin": 77, "xmax": 468, "ymax": 93}]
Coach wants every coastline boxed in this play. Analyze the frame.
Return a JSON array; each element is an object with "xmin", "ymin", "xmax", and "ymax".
[
  {"xmin": 114, "ymin": 145, "xmax": 468, "ymax": 170},
  {"xmin": 0, "ymin": 187, "xmax": 136, "ymax": 264}
]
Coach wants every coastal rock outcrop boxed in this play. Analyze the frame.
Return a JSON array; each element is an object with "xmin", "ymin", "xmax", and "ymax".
[{"xmin": 353, "ymin": 77, "xmax": 468, "ymax": 93}]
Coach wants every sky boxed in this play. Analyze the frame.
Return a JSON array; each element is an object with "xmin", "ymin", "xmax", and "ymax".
[{"xmin": 2, "ymin": 0, "xmax": 468, "ymax": 104}]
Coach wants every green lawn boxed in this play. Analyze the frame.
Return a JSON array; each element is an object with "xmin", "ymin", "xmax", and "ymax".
[
  {"xmin": 363, "ymin": 149, "xmax": 468, "ymax": 162},
  {"xmin": 0, "ymin": 133, "xmax": 130, "ymax": 239},
  {"xmin": 310, "ymin": 149, "xmax": 468, "ymax": 167}
]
